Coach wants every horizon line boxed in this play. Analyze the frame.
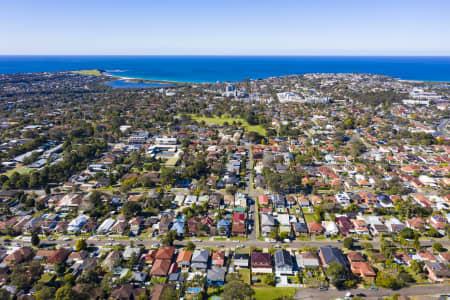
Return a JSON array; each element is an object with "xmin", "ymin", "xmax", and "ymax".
[{"xmin": 1, "ymin": 54, "xmax": 450, "ymax": 57}]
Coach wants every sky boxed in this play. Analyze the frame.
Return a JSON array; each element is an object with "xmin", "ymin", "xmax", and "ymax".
[{"xmin": 1, "ymin": 0, "xmax": 449, "ymax": 55}]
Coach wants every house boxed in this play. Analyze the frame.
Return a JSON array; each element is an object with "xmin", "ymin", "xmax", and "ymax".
[
  {"xmin": 272, "ymin": 194, "xmax": 285, "ymax": 208},
  {"xmin": 318, "ymin": 246, "xmax": 348, "ymax": 269},
  {"xmin": 155, "ymin": 247, "xmax": 175, "ymax": 260},
  {"xmin": 322, "ymin": 221, "xmax": 339, "ymax": 236},
  {"xmin": 307, "ymin": 222, "xmax": 324, "ymax": 236},
  {"xmin": 67, "ymin": 214, "xmax": 90, "ymax": 233},
  {"xmin": 292, "ymin": 222, "xmax": 308, "ymax": 236},
  {"xmin": 335, "ymin": 216, "xmax": 354, "ymax": 236},
  {"xmin": 159, "ymin": 214, "xmax": 173, "ymax": 234},
  {"xmin": 251, "ymin": 252, "xmax": 272, "ymax": 273},
  {"xmin": 231, "ymin": 221, "xmax": 246, "ymax": 237},
  {"xmin": 3, "ymin": 247, "xmax": 33, "ymax": 266},
  {"xmin": 102, "ymin": 251, "xmax": 121, "ymax": 271},
  {"xmin": 212, "ymin": 251, "xmax": 225, "ymax": 267},
  {"xmin": 274, "ymin": 249, "xmax": 294, "ymax": 275},
  {"xmin": 170, "ymin": 218, "xmax": 185, "ymax": 236},
  {"xmin": 67, "ymin": 250, "xmax": 88, "ymax": 264},
  {"xmin": 129, "ymin": 217, "xmax": 143, "ymax": 236},
  {"xmin": 350, "ymin": 261, "xmax": 376, "ymax": 282},
  {"xmin": 110, "ymin": 284, "xmax": 147, "ymax": 300},
  {"xmin": 187, "ymin": 217, "xmax": 200, "ymax": 236},
  {"xmin": 150, "ymin": 284, "xmax": 172, "ymax": 300},
  {"xmin": 217, "ymin": 219, "xmax": 230, "ymax": 235},
  {"xmin": 424, "ymin": 262, "xmax": 450, "ymax": 283},
  {"xmin": 261, "ymin": 214, "xmax": 276, "ymax": 237},
  {"xmin": 258, "ymin": 195, "xmax": 270, "ymax": 206},
  {"xmin": 209, "ymin": 194, "xmax": 222, "ymax": 208},
  {"xmin": 176, "ymin": 250, "xmax": 192, "ymax": 268},
  {"xmin": 150, "ymin": 259, "xmax": 171, "ymax": 277},
  {"xmin": 406, "ymin": 217, "xmax": 426, "ymax": 231},
  {"xmin": 394, "ymin": 252, "xmax": 412, "ymax": 265},
  {"xmin": 191, "ymin": 249, "xmax": 209, "ymax": 271},
  {"xmin": 47, "ymin": 248, "xmax": 71, "ymax": 266},
  {"xmin": 141, "ymin": 250, "xmax": 157, "ymax": 266},
  {"xmin": 234, "ymin": 253, "xmax": 249, "ymax": 268},
  {"xmin": 296, "ymin": 251, "xmax": 320, "ymax": 269},
  {"xmin": 206, "ymin": 268, "xmax": 226, "ymax": 285},
  {"xmin": 123, "ymin": 247, "xmax": 141, "ymax": 260}
]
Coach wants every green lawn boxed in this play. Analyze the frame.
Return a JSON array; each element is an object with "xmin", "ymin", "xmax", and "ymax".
[
  {"xmin": 253, "ymin": 287, "xmax": 298, "ymax": 300},
  {"xmin": 2, "ymin": 166, "xmax": 33, "ymax": 176},
  {"xmin": 238, "ymin": 268, "xmax": 251, "ymax": 284},
  {"xmin": 304, "ymin": 214, "xmax": 316, "ymax": 223},
  {"xmin": 71, "ymin": 69, "xmax": 102, "ymax": 76},
  {"xmin": 187, "ymin": 114, "xmax": 266, "ymax": 136}
]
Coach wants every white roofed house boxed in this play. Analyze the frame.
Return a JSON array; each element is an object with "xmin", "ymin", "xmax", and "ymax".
[
  {"xmin": 67, "ymin": 214, "xmax": 90, "ymax": 234},
  {"xmin": 261, "ymin": 214, "xmax": 276, "ymax": 237},
  {"xmin": 322, "ymin": 221, "xmax": 339, "ymax": 236},
  {"xmin": 56, "ymin": 193, "xmax": 83, "ymax": 209},
  {"xmin": 274, "ymin": 249, "xmax": 294, "ymax": 276},
  {"xmin": 97, "ymin": 218, "xmax": 116, "ymax": 234}
]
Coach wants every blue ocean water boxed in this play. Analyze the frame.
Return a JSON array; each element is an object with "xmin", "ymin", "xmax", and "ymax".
[
  {"xmin": 105, "ymin": 80, "xmax": 176, "ymax": 89},
  {"xmin": 0, "ymin": 55, "xmax": 449, "ymax": 83}
]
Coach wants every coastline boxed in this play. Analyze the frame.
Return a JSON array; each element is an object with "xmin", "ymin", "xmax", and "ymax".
[{"xmin": 102, "ymin": 70, "xmax": 188, "ymax": 85}]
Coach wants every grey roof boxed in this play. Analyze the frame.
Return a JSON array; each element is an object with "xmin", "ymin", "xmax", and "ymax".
[
  {"xmin": 274, "ymin": 249, "xmax": 293, "ymax": 267},
  {"xmin": 319, "ymin": 246, "xmax": 348, "ymax": 267},
  {"xmin": 261, "ymin": 214, "xmax": 275, "ymax": 227},
  {"xmin": 207, "ymin": 268, "xmax": 226, "ymax": 282},
  {"xmin": 192, "ymin": 249, "xmax": 210, "ymax": 263},
  {"xmin": 293, "ymin": 222, "xmax": 308, "ymax": 233}
]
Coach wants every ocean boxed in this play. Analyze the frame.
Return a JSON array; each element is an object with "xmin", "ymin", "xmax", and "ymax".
[{"xmin": 0, "ymin": 55, "xmax": 449, "ymax": 83}]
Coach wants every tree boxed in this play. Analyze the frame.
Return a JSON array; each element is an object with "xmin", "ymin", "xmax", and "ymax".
[
  {"xmin": 222, "ymin": 279, "xmax": 255, "ymax": 300},
  {"xmin": 54, "ymin": 262, "xmax": 67, "ymax": 277},
  {"xmin": 31, "ymin": 231, "xmax": 40, "ymax": 247},
  {"xmin": 161, "ymin": 287, "xmax": 178, "ymax": 300},
  {"xmin": 279, "ymin": 231, "xmax": 289, "ymax": 241},
  {"xmin": 162, "ymin": 230, "xmax": 177, "ymax": 246},
  {"xmin": 75, "ymin": 239, "xmax": 87, "ymax": 251},
  {"xmin": 185, "ymin": 241, "xmax": 196, "ymax": 251},
  {"xmin": 427, "ymin": 227, "xmax": 441, "ymax": 238},
  {"xmin": 343, "ymin": 237, "xmax": 354, "ymax": 249},
  {"xmin": 399, "ymin": 227, "xmax": 415, "ymax": 240},
  {"xmin": 269, "ymin": 226, "xmax": 279, "ymax": 241},
  {"xmin": 55, "ymin": 284, "xmax": 78, "ymax": 300},
  {"xmin": 0, "ymin": 289, "xmax": 9, "ymax": 300},
  {"xmin": 122, "ymin": 201, "xmax": 142, "ymax": 219},
  {"xmin": 326, "ymin": 262, "xmax": 348, "ymax": 288},
  {"xmin": 36, "ymin": 286, "xmax": 56, "ymax": 300},
  {"xmin": 263, "ymin": 273, "xmax": 276, "ymax": 286},
  {"xmin": 432, "ymin": 242, "xmax": 444, "ymax": 253},
  {"xmin": 413, "ymin": 235, "xmax": 421, "ymax": 251},
  {"xmin": 376, "ymin": 271, "xmax": 404, "ymax": 289}
]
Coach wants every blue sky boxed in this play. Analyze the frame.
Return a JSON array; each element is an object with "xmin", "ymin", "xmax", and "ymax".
[{"xmin": 1, "ymin": 0, "xmax": 449, "ymax": 55}]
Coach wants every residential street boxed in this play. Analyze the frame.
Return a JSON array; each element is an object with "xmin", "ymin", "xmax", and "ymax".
[{"xmin": 295, "ymin": 285, "xmax": 450, "ymax": 300}]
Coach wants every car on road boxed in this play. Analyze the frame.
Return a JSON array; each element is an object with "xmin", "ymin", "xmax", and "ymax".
[
  {"xmin": 48, "ymin": 237, "xmax": 55, "ymax": 241},
  {"xmin": 217, "ymin": 244, "xmax": 225, "ymax": 248},
  {"xmin": 151, "ymin": 243, "xmax": 160, "ymax": 248},
  {"xmin": 345, "ymin": 292, "xmax": 353, "ymax": 299},
  {"xmin": 369, "ymin": 286, "xmax": 378, "ymax": 291},
  {"xmin": 233, "ymin": 240, "xmax": 239, "ymax": 243},
  {"xmin": 319, "ymin": 287, "xmax": 328, "ymax": 291},
  {"xmin": 237, "ymin": 244, "xmax": 244, "ymax": 248},
  {"xmin": 63, "ymin": 238, "xmax": 71, "ymax": 241},
  {"xmin": 274, "ymin": 244, "xmax": 281, "ymax": 248},
  {"xmin": 356, "ymin": 293, "xmax": 366, "ymax": 297}
]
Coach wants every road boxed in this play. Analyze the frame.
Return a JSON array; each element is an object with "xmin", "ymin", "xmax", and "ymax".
[
  {"xmin": 437, "ymin": 118, "xmax": 450, "ymax": 138},
  {"xmin": 6, "ymin": 236, "xmax": 449, "ymax": 250},
  {"xmin": 295, "ymin": 284, "xmax": 450, "ymax": 300}
]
